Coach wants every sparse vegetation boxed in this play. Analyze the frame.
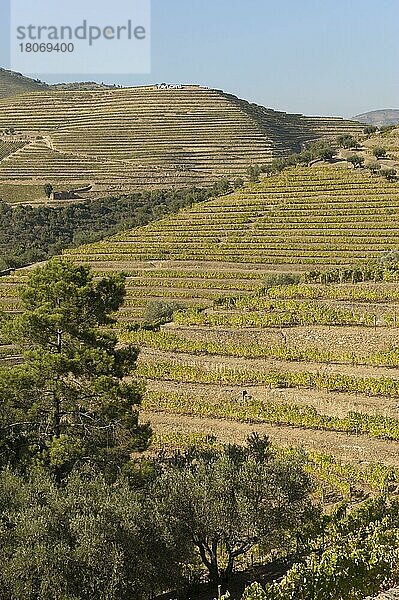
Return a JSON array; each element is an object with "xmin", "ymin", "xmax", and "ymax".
[
  {"xmin": 143, "ymin": 299, "xmax": 184, "ymax": 327},
  {"xmin": 364, "ymin": 125, "xmax": 378, "ymax": 135}
]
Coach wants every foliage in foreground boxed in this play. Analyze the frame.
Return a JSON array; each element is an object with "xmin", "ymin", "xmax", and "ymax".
[
  {"xmin": 0, "ymin": 435, "xmax": 317, "ymax": 599},
  {"xmin": 152, "ymin": 434, "xmax": 318, "ymax": 585},
  {"xmin": 0, "ymin": 467, "xmax": 183, "ymax": 600},
  {"xmin": 242, "ymin": 497, "xmax": 399, "ymax": 600}
]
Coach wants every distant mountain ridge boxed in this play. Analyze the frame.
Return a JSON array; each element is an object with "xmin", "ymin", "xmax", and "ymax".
[
  {"xmin": 0, "ymin": 68, "xmax": 114, "ymax": 99},
  {"xmin": 353, "ymin": 109, "xmax": 399, "ymax": 127}
]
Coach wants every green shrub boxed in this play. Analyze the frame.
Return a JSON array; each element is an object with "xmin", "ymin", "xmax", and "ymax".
[
  {"xmin": 260, "ymin": 273, "xmax": 300, "ymax": 291},
  {"xmin": 144, "ymin": 300, "xmax": 184, "ymax": 326},
  {"xmin": 336, "ymin": 134, "xmax": 359, "ymax": 149},
  {"xmin": 347, "ymin": 154, "xmax": 364, "ymax": 168},
  {"xmin": 373, "ymin": 146, "xmax": 387, "ymax": 159}
]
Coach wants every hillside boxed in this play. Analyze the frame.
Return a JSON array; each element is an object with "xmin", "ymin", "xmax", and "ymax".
[
  {"xmin": 0, "ymin": 83, "xmax": 362, "ymax": 202},
  {"xmin": 3, "ymin": 163, "xmax": 399, "ymax": 474},
  {"xmin": 362, "ymin": 126, "xmax": 399, "ymax": 164},
  {"xmin": 0, "ymin": 68, "xmax": 48, "ymax": 98},
  {"xmin": 0, "ymin": 68, "xmax": 113, "ymax": 100},
  {"xmin": 2, "ymin": 161, "xmax": 397, "ymax": 314},
  {"xmin": 353, "ymin": 109, "xmax": 399, "ymax": 127}
]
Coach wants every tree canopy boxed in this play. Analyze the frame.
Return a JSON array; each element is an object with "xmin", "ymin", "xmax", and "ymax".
[
  {"xmin": 0, "ymin": 258, "xmax": 150, "ymax": 479},
  {"xmin": 151, "ymin": 435, "xmax": 318, "ymax": 585},
  {"xmin": 0, "ymin": 467, "xmax": 184, "ymax": 600}
]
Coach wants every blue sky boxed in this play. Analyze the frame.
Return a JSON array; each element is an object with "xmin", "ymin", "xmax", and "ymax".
[{"xmin": 1, "ymin": 0, "xmax": 398, "ymax": 117}]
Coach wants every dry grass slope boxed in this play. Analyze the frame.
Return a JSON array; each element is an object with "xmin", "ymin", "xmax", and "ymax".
[{"xmin": 0, "ymin": 68, "xmax": 48, "ymax": 99}]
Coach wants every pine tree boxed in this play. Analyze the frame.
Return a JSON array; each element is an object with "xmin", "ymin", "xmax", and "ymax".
[{"xmin": 0, "ymin": 258, "xmax": 151, "ymax": 479}]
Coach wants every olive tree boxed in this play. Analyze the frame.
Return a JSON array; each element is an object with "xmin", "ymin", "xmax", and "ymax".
[
  {"xmin": 0, "ymin": 467, "xmax": 185, "ymax": 600},
  {"xmin": 347, "ymin": 154, "xmax": 364, "ymax": 168},
  {"xmin": 152, "ymin": 435, "xmax": 318, "ymax": 586},
  {"xmin": 373, "ymin": 146, "xmax": 387, "ymax": 159}
]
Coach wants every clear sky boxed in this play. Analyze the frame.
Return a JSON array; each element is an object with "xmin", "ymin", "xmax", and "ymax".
[{"xmin": 1, "ymin": 0, "xmax": 398, "ymax": 118}]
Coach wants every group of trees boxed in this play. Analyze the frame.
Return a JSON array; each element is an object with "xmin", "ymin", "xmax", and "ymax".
[
  {"xmin": 0, "ymin": 435, "xmax": 318, "ymax": 600},
  {"xmin": 247, "ymin": 132, "xmax": 397, "ymax": 183},
  {"xmin": 247, "ymin": 140, "xmax": 336, "ymax": 182},
  {"xmin": 0, "ymin": 259, "xmax": 319, "ymax": 599},
  {"xmin": 0, "ymin": 180, "xmax": 237, "ymax": 270}
]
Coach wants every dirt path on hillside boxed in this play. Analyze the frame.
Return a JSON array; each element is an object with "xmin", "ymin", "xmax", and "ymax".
[
  {"xmin": 164, "ymin": 323, "xmax": 399, "ymax": 355},
  {"xmin": 87, "ymin": 260, "xmax": 343, "ymax": 273},
  {"xmin": 146, "ymin": 379, "xmax": 399, "ymax": 419},
  {"xmin": 141, "ymin": 409, "xmax": 399, "ymax": 467},
  {"xmin": 139, "ymin": 347, "xmax": 399, "ymax": 381}
]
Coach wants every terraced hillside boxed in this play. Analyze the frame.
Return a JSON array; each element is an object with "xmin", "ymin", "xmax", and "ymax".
[
  {"xmin": 0, "ymin": 85, "xmax": 362, "ymax": 200},
  {"xmin": 2, "ymin": 162, "xmax": 397, "ymax": 318},
  {"xmin": 59, "ymin": 162, "xmax": 399, "ymax": 317},
  {"xmin": 0, "ymin": 68, "xmax": 112, "ymax": 100},
  {"xmin": 3, "ymin": 162, "xmax": 399, "ymax": 491}
]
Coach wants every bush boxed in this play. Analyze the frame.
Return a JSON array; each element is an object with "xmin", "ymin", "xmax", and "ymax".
[
  {"xmin": 373, "ymin": 146, "xmax": 387, "ymax": 159},
  {"xmin": 336, "ymin": 134, "xmax": 359, "ymax": 149},
  {"xmin": 380, "ymin": 168, "xmax": 397, "ymax": 181},
  {"xmin": 247, "ymin": 164, "xmax": 261, "ymax": 182},
  {"xmin": 307, "ymin": 140, "xmax": 335, "ymax": 161},
  {"xmin": 143, "ymin": 300, "xmax": 184, "ymax": 327},
  {"xmin": 43, "ymin": 183, "xmax": 53, "ymax": 198},
  {"xmin": 347, "ymin": 154, "xmax": 364, "ymax": 168},
  {"xmin": 367, "ymin": 161, "xmax": 381, "ymax": 174},
  {"xmin": 233, "ymin": 177, "xmax": 245, "ymax": 189},
  {"xmin": 211, "ymin": 178, "xmax": 231, "ymax": 195},
  {"xmin": 261, "ymin": 273, "xmax": 301, "ymax": 291},
  {"xmin": 379, "ymin": 250, "xmax": 399, "ymax": 268},
  {"xmin": 364, "ymin": 125, "xmax": 378, "ymax": 135}
]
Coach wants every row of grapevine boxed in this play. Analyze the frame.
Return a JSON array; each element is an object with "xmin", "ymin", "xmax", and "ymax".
[
  {"xmin": 138, "ymin": 361, "xmax": 399, "ymax": 397},
  {"xmin": 263, "ymin": 283, "xmax": 399, "ymax": 304},
  {"xmin": 142, "ymin": 389, "xmax": 399, "ymax": 440},
  {"xmin": 121, "ymin": 329, "xmax": 399, "ymax": 369},
  {"xmin": 243, "ymin": 498, "xmax": 399, "ymax": 600},
  {"xmin": 174, "ymin": 304, "xmax": 391, "ymax": 327}
]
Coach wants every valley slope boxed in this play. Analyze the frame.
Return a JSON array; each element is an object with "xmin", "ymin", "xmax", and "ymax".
[{"xmin": 3, "ymin": 162, "xmax": 399, "ymax": 489}]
